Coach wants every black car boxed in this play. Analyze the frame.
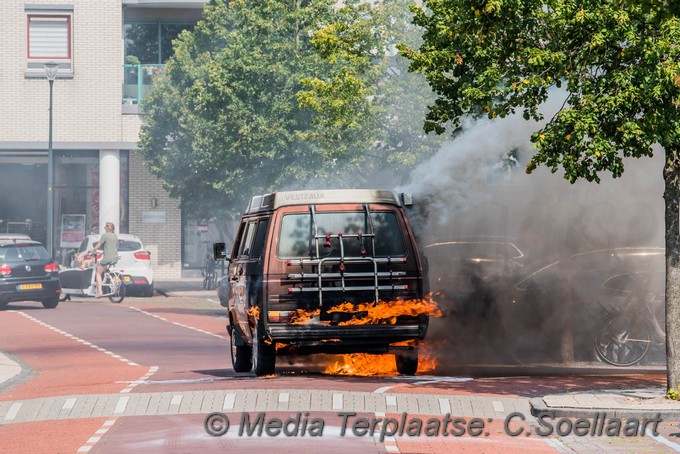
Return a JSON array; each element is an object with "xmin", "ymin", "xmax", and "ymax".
[{"xmin": 0, "ymin": 240, "xmax": 61, "ymax": 309}]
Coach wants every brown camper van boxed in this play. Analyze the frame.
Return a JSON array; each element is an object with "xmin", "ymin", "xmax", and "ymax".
[{"xmin": 214, "ymin": 189, "xmax": 430, "ymax": 376}]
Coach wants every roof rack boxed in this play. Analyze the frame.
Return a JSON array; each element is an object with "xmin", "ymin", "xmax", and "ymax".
[{"xmin": 245, "ymin": 189, "xmax": 406, "ymax": 214}]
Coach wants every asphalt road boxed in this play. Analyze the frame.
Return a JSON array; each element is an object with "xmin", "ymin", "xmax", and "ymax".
[{"xmin": 0, "ymin": 295, "xmax": 676, "ymax": 453}]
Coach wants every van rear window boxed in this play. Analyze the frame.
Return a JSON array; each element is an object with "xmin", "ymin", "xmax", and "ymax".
[{"xmin": 277, "ymin": 211, "xmax": 406, "ymax": 258}]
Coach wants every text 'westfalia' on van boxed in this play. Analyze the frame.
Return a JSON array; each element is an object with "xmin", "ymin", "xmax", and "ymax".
[{"xmin": 213, "ymin": 189, "xmax": 437, "ymax": 376}]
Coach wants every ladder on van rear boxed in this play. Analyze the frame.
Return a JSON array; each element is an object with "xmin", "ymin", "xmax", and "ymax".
[{"xmin": 286, "ymin": 204, "xmax": 409, "ymax": 307}]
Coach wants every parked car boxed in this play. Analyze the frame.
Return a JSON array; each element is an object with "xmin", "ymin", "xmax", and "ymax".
[
  {"xmin": 77, "ymin": 233, "xmax": 154, "ymax": 297},
  {"xmin": 425, "ymin": 240, "xmax": 664, "ymax": 365},
  {"xmin": 0, "ymin": 233, "xmax": 32, "ymax": 241},
  {"xmin": 0, "ymin": 239, "xmax": 61, "ymax": 309},
  {"xmin": 214, "ymin": 189, "xmax": 429, "ymax": 376}
]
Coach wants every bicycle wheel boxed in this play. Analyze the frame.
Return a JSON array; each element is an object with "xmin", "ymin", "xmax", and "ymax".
[
  {"xmin": 103, "ymin": 271, "xmax": 126, "ymax": 304},
  {"xmin": 594, "ymin": 313, "xmax": 650, "ymax": 366}
]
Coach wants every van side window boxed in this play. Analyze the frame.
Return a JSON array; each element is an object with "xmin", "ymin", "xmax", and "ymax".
[
  {"xmin": 250, "ymin": 218, "xmax": 270, "ymax": 259},
  {"xmin": 231, "ymin": 222, "xmax": 246, "ymax": 260},
  {"xmin": 239, "ymin": 222, "xmax": 257, "ymax": 258}
]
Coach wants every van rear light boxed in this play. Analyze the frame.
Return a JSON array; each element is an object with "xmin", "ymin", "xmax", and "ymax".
[
  {"xmin": 268, "ymin": 311, "xmax": 293, "ymax": 323},
  {"xmin": 134, "ymin": 251, "xmax": 151, "ymax": 260},
  {"xmin": 44, "ymin": 262, "xmax": 58, "ymax": 272},
  {"xmin": 0, "ymin": 265, "xmax": 11, "ymax": 276}
]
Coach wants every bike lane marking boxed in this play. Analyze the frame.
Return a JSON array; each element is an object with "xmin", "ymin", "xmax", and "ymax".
[{"xmin": 127, "ymin": 306, "xmax": 227, "ymax": 340}]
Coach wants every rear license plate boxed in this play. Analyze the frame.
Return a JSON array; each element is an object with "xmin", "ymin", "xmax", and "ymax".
[
  {"xmin": 18, "ymin": 283, "xmax": 43, "ymax": 290},
  {"xmin": 124, "ymin": 276, "xmax": 132, "ymax": 283}
]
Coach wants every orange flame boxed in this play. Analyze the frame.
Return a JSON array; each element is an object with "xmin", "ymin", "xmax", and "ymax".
[
  {"xmin": 247, "ymin": 306, "xmax": 260, "ymax": 319},
  {"xmin": 290, "ymin": 308, "xmax": 320, "ymax": 325},
  {"xmin": 328, "ymin": 295, "xmax": 443, "ymax": 326},
  {"xmin": 323, "ymin": 350, "xmax": 438, "ymax": 376}
]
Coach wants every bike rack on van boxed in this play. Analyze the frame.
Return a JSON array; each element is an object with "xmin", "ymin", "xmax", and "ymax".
[{"xmin": 286, "ymin": 204, "xmax": 408, "ymax": 307}]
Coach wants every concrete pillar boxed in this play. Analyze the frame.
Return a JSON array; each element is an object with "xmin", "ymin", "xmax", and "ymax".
[{"xmin": 99, "ymin": 150, "xmax": 120, "ymax": 234}]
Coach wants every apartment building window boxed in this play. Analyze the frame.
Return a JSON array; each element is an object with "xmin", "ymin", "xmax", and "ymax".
[
  {"xmin": 28, "ymin": 15, "xmax": 71, "ymax": 59},
  {"xmin": 25, "ymin": 5, "xmax": 74, "ymax": 75},
  {"xmin": 124, "ymin": 21, "xmax": 195, "ymax": 64}
]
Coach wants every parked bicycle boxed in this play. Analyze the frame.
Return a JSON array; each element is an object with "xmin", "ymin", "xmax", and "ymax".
[
  {"xmin": 201, "ymin": 244, "xmax": 218, "ymax": 290},
  {"xmin": 594, "ymin": 272, "xmax": 665, "ymax": 367}
]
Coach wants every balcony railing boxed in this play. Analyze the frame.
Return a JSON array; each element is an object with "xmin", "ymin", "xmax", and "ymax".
[{"xmin": 122, "ymin": 64, "xmax": 165, "ymax": 107}]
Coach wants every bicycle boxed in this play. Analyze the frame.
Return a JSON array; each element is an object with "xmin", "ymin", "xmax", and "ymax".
[
  {"xmin": 58, "ymin": 258, "xmax": 126, "ymax": 304},
  {"xmin": 594, "ymin": 272, "xmax": 665, "ymax": 367},
  {"xmin": 201, "ymin": 246, "xmax": 217, "ymax": 290}
]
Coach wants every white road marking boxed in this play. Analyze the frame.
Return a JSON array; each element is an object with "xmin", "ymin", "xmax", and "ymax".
[
  {"xmin": 651, "ymin": 434, "xmax": 680, "ymax": 452},
  {"xmin": 170, "ymin": 394, "xmax": 183, "ymax": 406},
  {"xmin": 438, "ymin": 398, "xmax": 451, "ymax": 415},
  {"xmin": 279, "ymin": 392, "xmax": 289, "ymax": 403},
  {"xmin": 223, "ymin": 393, "xmax": 236, "ymax": 410},
  {"xmin": 374, "ymin": 386, "xmax": 394, "ymax": 394},
  {"xmin": 128, "ymin": 306, "xmax": 226, "ymax": 339},
  {"xmin": 4, "ymin": 403, "xmax": 22, "ymax": 421},
  {"xmin": 332, "ymin": 393, "xmax": 343, "ymax": 410},
  {"xmin": 62, "ymin": 398, "xmax": 77, "ymax": 410},
  {"xmin": 114, "ymin": 396, "xmax": 130, "ymax": 414}
]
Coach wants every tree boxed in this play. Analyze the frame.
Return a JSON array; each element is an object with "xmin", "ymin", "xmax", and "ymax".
[
  {"xmin": 139, "ymin": 0, "xmax": 344, "ymax": 217},
  {"xmin": 296, "ymin": 0, "xmax": 443, "ymax": 176},
  {"xmin": 398, "ymin": 1, "xmax": 680, "ymax": 389},
  {"xmin": 139, "ymin": 0, "xmax": 440, "ymax": 218}
]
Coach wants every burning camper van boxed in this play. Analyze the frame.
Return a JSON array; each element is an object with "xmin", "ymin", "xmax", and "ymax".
[{"xmin": 213, "ymin": 189, "xmax": 437, "ymax": 376}]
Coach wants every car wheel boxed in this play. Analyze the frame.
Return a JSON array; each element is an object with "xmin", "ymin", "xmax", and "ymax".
[
  {"xmin": 230, "ymin": 328, "xmax": 253, "ymax": 373},
  {"xmin": 59, "ymin": 293, "xmax": 71, "ymax": 302},
  {"xmin": 0, "ymin": 299, "xmax": 8, "ymax": 310},
  {"xmin": 395, "ymin": 349, "xmax": 418, "ymax": 375},
  {"xmin": 42, "ymin": 297, "xmax": 59, "ymax": 309},
  {"xmin": 252, "ymin": 320, "xmax": 276, "ymax": 376},
  {"xmin": 143, "ymin": 283, "xmax": 154, "ymax": 298}
]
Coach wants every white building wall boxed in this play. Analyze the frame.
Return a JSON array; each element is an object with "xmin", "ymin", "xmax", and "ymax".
[{"xmin": 0, "ymin": 0, "xmax": 194, "ymax": 278}]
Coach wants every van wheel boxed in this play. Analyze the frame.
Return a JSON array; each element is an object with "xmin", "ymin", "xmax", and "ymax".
[
  {"xmin": 252, "ymin": 321, "xmax": 276, "ymax": 376},
  {"xmin": 395, "ymin": 349, "xmax": 418, "ymax": 375},
  {"xmin": 230, "ymin": 329, "xmax": 253, "ymax": 373},
  {"xmin": 42, "ymin": 297, "xmax": 60, "ymax": 309}
]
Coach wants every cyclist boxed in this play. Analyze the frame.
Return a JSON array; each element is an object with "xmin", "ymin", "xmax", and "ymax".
[{"xmin": 88, "ymin": 221, "xmax": 119, "ymax": 297}]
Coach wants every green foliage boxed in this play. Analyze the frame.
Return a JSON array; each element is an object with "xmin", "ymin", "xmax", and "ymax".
[
  {"xmin": 297, "ymin": 0, "xmax": 444, "ymax": 172},
  {"xmin": 399, "ymin": 0, "xmax": 680, "ymax": 183},
  {"xmin": 140, "ymin": 0, "xmax": 442, "ymax": 217},
  {"xmin": 666, "ymin": 385, "xmax": 680, "ymax": 400},
  {"xmin": 140, "ymin": 0, "xmax": 344, "ymax": 216}
]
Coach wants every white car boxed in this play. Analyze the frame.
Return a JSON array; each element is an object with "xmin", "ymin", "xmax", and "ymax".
[{"xmin": 77, "ymin": 233, "xmax": 154, "ymax": 297}]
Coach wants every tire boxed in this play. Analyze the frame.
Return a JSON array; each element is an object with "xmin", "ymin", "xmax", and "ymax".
[
  {"xmin": 104, "ymin": 272, "xmax": 126, "ymax": 304},
  {"xmin": 230, "ymin": 328, "xmax": 253, "ymax": 373},
  {"xmin": 59, "ymin": 293, "xmax": 71, "ymax": 302},
  {"xmin": 395, "ymin": 349, "xmax": 419, "ymax": 375},
  {"xmin": 252, "ymin": 320, "xmax": 276, "ymax": 376},
  {"xmin": 42, "ymin": 297, "xmax": 60, "ymax": 309},
  {"xmin": 0, "ymin": 299, "xmax": 9, "ymax": 310},
  {"xmin": 594, "ymin": 313, "xmax": 650, "ymax": 367}
]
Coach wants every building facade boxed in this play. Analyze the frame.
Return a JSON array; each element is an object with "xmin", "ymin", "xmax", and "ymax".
[{"xmin": 0, "ymin": 0, "xmax": 211, "ymax": 278}]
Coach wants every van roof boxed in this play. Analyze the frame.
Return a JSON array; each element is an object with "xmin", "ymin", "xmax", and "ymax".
[{"xmin": 245, "ymin": 189, "xmax": 405, "ymax": 214}]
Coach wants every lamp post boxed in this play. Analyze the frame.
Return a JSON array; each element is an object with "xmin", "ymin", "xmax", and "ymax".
[{"xmin": 44, "ymin": 61, "xmax": 59, "ymax": 258}]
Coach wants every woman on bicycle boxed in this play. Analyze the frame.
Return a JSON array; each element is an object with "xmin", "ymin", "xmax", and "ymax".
[{"xmin": 88, "ymin": 222, "xmax": 119, "ymax": 297}]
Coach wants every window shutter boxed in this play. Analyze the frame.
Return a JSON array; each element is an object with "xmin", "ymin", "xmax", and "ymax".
[{"xmin": 29, "ymin": 16, "xmax": 69, "ymax": 59}]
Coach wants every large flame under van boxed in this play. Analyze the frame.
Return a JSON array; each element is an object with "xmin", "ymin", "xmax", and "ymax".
[{"xmin": 214, "ymin": 189, "xmax": 431, "ymax": 376}]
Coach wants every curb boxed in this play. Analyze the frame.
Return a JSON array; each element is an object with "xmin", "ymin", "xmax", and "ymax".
[
  {"xmin": 529, "ymin": 397, "xmax": 680, "ymax": 420},
  {"xmin": 0, "ymin": 352, "xmax": 25, "ymax": 391}
]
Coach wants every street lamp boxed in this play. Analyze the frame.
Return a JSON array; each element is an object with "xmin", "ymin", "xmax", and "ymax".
[{"xmin": 44, "ymin": 61, "xmax": 59, "ymax": 258}]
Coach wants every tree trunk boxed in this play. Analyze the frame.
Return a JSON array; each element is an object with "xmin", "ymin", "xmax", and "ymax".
[{"xmin": 664, "ymin": 155, "xmax": 680, "ymax": 391}]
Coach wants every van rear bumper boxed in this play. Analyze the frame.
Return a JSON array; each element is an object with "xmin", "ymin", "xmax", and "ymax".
[{"xmin": 268, "ymin": 323, "xmax": 427, "ymax": 344}]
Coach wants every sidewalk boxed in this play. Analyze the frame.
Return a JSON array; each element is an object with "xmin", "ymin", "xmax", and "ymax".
[
  {"xmin": 530, "ymin": 387, "xmax": 680, "ymax": 419},
  {"xmin": 153, "ymin": 278, "xmax": 219, "ymax": 299}
]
